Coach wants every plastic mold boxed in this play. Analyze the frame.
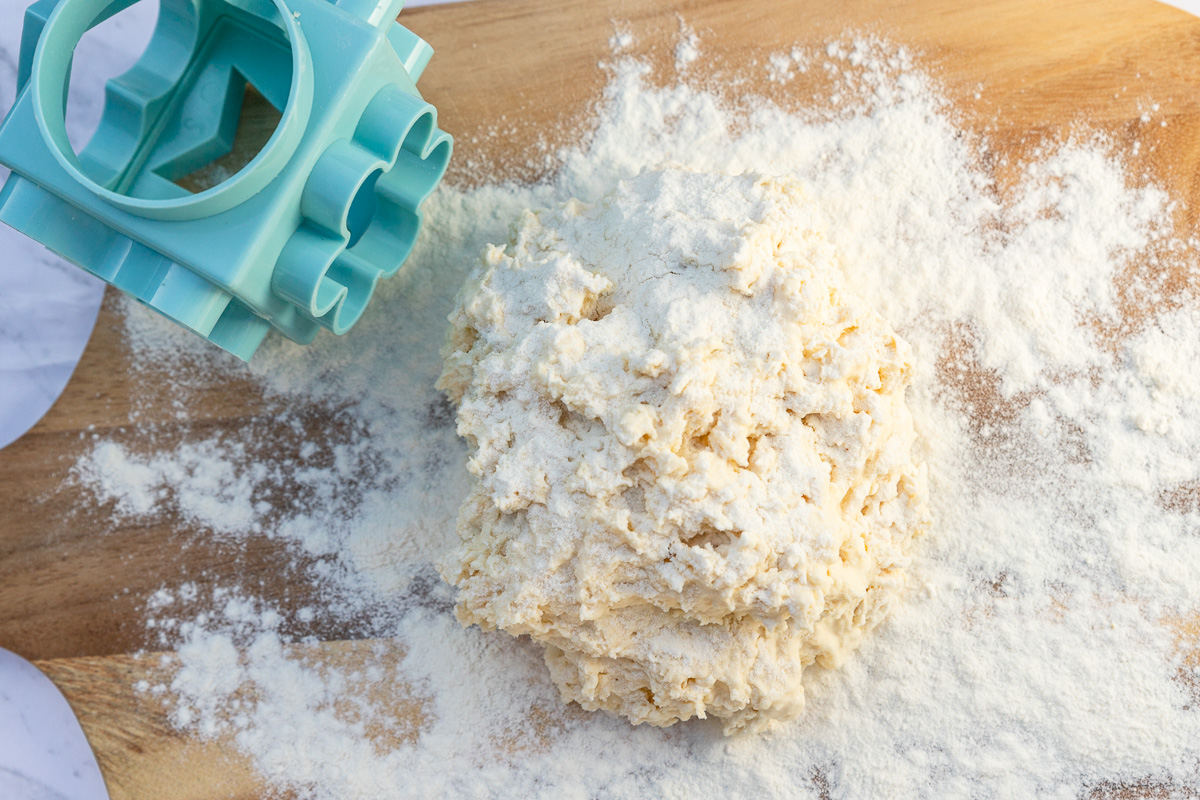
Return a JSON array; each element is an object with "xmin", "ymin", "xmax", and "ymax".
[{"xmin": 0, "ymin": 0, "xmax": 452, "ymax": 360}]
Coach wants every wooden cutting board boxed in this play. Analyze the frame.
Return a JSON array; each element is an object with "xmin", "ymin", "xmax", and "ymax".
[{"xmin": 4, "ymin": 0, "xmax": 1200, "ymax": 796}]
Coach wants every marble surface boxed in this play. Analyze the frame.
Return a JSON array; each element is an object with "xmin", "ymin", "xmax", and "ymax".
[
  {"xmin": 1162, "ymin": 0, "xmax": 1200, "ymax": 15},
  {"xmin": 0, "ymin": 648, "xmax": 108, "ymax": 800},
  {"xmin": 0, "ymin": 0, "xmax": 150, "ymax": 450},
  {"xmin": 0, "ymin": 0, "xmax": 467, "ymax": 451}
]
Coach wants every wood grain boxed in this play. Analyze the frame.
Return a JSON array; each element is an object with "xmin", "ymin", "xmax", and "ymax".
[
  {"xmin": 36, "ymin": 653, "xmax": 273, "ymax": 800},
  {"xmin": 2, "ymin": 0, "xmax": 1200, "ymax": 795}
]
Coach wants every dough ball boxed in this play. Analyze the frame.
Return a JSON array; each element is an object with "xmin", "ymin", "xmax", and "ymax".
[{"xmin": 437, "ymin": 168, "xmax": 927, "ymax": 734}]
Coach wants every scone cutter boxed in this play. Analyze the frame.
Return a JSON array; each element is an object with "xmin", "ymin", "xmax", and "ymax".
[{"xmin": 0, "ymin": 0, "xmax": 451, "ymax": 359}]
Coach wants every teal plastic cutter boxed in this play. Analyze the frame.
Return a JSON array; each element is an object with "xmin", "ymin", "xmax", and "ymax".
[{"xmin": 0, "ymin": 0, "xmax": 452, "ymax": 360}]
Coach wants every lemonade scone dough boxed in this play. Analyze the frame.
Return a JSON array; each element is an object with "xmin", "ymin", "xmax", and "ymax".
[{"xmin": 438, "ymin": 168, "xmax": 928, "ymax": 734}]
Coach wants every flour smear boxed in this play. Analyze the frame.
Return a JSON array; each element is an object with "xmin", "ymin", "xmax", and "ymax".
[{"xmin": 77, "ymin": 33, "xmax": 1200, "ymax": 798}]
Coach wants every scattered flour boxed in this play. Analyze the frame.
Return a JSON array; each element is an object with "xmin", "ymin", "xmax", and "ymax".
[
  {"xmin": 76, "ymin": 33, "xmax": 1200, "ymax": 799},
  {"xmin": 81, "ymin": 439, "xmax": 263, "ymax": 533},
  {"xmin": 767, "ymin": 47, "xmax": 810, "ymax": 83},
  {"xmin": 609, "ymin": 26, "xmax": 633, "ymax": 53},
  {"xmin": 675, "ymin": 21, "xmax": 700, "ymax": 70}
]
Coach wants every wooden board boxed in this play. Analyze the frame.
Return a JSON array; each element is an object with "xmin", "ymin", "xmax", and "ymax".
[{"xmin": 4, "ymin": 0, "xmax": 1200, "ymax": 795}]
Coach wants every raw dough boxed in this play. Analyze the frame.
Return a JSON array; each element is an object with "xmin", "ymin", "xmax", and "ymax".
[{"xmin": 438, "ymin": 168, "xmax": 927, "ymax": 734}]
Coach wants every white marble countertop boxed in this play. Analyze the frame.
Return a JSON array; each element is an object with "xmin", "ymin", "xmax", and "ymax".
[
  {"xmin": 0, "ymin": 0, "xmax": 146, "ymax": 449},
  {"xmin": 0, "ymin": 648, "xmax": 108, "ymax": 800}
]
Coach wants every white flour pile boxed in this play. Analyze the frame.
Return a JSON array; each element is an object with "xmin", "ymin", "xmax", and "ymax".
[{"xmin": 76, "ymin": 33, "xmax": 1200, "ymax": 798}]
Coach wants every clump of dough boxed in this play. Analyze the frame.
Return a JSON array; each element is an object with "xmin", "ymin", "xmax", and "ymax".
[{"xmin": 437, "ymin": 168, "xmax": 927, "ymax": 734}]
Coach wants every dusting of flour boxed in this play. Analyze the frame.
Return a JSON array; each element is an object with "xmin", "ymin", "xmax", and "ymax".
[{"xmin": 76, "ymin": 35, "xmax": 1200, "ymax": 798}]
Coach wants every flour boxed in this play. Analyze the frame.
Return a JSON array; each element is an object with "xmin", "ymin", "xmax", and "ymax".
[
  {"xmin": 76, "ymin": 32, "xmax": 1200, "ymax": 798},
  {"xmin": 767, "ymin": 48, "xmax": 809, "ymax": 84},
  {"xmin": 674, "ymin": 21, "xmax": 700, "ymax": 70},
  {"xmin": 609, "ymin": 26, "xmax": 633, "ymax": 53},
  {"xmin": 80, "ymin": 439, "xmax": 263, "ymax": 533}
]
